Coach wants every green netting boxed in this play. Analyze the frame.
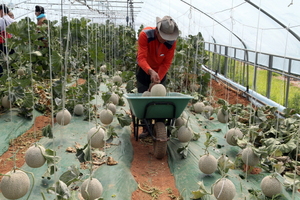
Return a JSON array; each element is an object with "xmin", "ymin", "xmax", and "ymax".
[{"xmin": 0, "ymin": 109, "xmax": 41, "ymax": 156}]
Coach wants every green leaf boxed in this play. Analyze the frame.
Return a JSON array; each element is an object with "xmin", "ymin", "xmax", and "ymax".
[
  {"xmin": 42, "ymin": 124, "xmax": 53, "ymax": 138},
  {"xmin": 116, "ymin": 113, "xmax": 132, "ymax": 127},
  {"xmin": 59, "ymin": 165, "xmax": 83, "ymax": 186},
  {"xmin": 47, "ymin": 180, "xmax": 70, "ymax": 200}
]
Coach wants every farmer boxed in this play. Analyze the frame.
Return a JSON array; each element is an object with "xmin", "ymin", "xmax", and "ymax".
[
  {"xmin": 136, "ymin": 16, "xmax": 179, "ymax": 138},
  {"xmin": 35, "ymin": 5, "xmax": 47, "ymax": 26},
  {"xmin": 0, "ymin": 4, "xmax": 16, "ymax": 77}
]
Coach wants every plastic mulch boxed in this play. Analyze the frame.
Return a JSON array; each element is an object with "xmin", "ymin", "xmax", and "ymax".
[{"xmin": 0, "ymin": 88, "xmax": 299, "ymax": 200}]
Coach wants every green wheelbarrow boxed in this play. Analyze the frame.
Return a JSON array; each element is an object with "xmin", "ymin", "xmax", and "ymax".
[{"xmin": 124, "ymin": 92, "xmax": 192, "ymax": 159}]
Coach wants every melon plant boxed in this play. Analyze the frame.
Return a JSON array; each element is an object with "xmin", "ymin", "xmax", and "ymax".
[
  {"xmin": 1, "ymin": 95, "xmax": 11, "ymax": 109},
  {"xmin": 242, "ymin": 147, "xmax": 260, "ymax": 166},
  {"xmin": 99, "ymin": 109, "xmax": 113, "ymax": 125},
  {"xmin": 0, "ymin": 170, "xmax": 31, "ymax": 199},
  {"xmin": 198, "ymin": 154, "xmax": 217, "ymax": 174},
  {"xmin": 150, "ymin": 84, "xmax": 166, "ymax": 96},
  {"xmin": 87, "ymin": 127, "xmax": 106, "ymax": 148},
  {"xmin": 109, "ymin": 93, "xmax": 119, "ymax": 105},
  {"xmin": 225, "ymin": 128, "xmax": 243, "ymax": 146},
  {"xmin": 74, "ymin": 104, "xmax": 84, "ymax": 116},
  {"xmin": 25, "ymin": 144, "xmax": 46, "ymax": 168},
  {"xmin": 190, "ymin": 83, "xmax": 200, "ymax": 91},
  {"xmin": 56, "ymin": 109, "xmax": 72, "ymax": 126},
  {"xmin": 80, "ymin": 178, "xmax": 103, "ymax": 200},
  {"xmin": 213, "ymin": 178, "xmax": 236, "ymax": 200},
  {"xmin": 193, "ymin": 102, "xmax": 205, "ymax": 113},
  {"xmin": 107, "ymin": 103, "xmax": 116, "ymax": 115},
  {"xmin": 260, "ymin": 175, "xmax": 282, "ymax": 198}
]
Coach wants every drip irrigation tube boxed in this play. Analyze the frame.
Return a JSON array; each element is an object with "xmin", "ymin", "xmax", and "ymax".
[{"xmin": 202, "ymin": 65, "xmax": 287, "ymax": 113}]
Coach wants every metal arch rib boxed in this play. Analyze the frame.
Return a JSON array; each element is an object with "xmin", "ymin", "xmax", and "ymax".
[{"xmin": 245, "ymin": 0, "xmax": 300, "ymax": 43}]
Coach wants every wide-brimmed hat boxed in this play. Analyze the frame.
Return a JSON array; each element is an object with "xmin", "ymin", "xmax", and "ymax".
[{"xmin": 156, "ymin": 16, "xmax": 179, "ymax": 41}]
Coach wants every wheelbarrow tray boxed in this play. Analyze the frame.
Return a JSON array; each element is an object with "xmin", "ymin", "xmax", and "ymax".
[{"xmin": 124, "ymin": 92, "xmax": 192, "ymax": 119}]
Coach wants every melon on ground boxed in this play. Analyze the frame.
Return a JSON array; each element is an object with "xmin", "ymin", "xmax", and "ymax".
[
  {"xmin": 198, "ymin": 154, "xmax": 217, "ymax": 174},
  {"xmin": 213, "ymin": 178, "xmax": 236, "ymax": 200},
  {"xmin": 87, "ymin": 127, "xmax": 106, "ymax": 148},
  {"xmin": 25, "ymin": 144, "xmax": 46, "ymax": 168},
  {"xmin": 80, "ymin": 178, "xmax": 103, "ymax": 200},
  {"xmin": 260, "ymin": 175, "xmax": 282, "ymax": 198},
  {"xmin": 0, "ymin": 170, "xmax": 31, "ymax": 199},
  {"xmin": 150, "ymin": 84, "xmax": 166, "ymax": 96}
]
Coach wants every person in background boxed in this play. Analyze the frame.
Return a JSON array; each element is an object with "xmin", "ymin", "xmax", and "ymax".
[
  {"xmin": 135, "ymin": 16, "xmax": 179, "ymax": 138},
  {"xmin": 35, "ymin": 5, "xmax": 47, "ymax": 26},
  {"xmin": 8, "ymin": 11, "xmax": 14, "ymax": 19},
  {"xmin": 0, "ymin": 4, "xmax": 16, "ymax": 77},
  {"xmin": 35, "ymin": 5, "xmax": 48, "ymax": 48}
]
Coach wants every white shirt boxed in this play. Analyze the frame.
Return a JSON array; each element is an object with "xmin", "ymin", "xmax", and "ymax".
[{"xmin": 0, "ymin": 15, "xmax": 15, "ymax": 32}]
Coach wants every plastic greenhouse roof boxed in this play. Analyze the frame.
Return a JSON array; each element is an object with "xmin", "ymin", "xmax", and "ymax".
[{"xmin": 8, "ymin": 0, "xmax": 300, "ymax": 59}]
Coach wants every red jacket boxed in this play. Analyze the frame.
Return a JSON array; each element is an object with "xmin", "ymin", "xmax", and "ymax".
[{"xmin": 137, "ymin": 27, "xmax": 177, "ymax": 81}]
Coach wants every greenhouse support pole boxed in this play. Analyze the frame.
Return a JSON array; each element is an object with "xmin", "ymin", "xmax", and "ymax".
[
  {"xmin": 285, "ymin": 59, "xmax": 292, "ymax": 108},
  {"xmin": 266, "ymin": 55, "xmax": 273, "ymax": 99}
]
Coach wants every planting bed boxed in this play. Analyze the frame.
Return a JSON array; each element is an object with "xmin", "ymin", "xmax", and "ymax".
[{"xmin": 0, "ymin": 79, "xmax": 299, "ymax": 200}]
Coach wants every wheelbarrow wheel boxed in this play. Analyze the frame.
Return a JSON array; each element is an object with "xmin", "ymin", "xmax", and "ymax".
[{"xmin": 153, "ymin": 122, "xmax": 167, "ymax": 159}]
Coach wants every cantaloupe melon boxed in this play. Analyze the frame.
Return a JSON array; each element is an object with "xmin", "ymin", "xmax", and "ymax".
[
  {"xmin": 87, "ymin": 127, "xmax": 106, "ymax": 148},
  {"xmin": 107, "ymin": 103, "xmax": 116, "ymax": 115},
  {"xmin": 150, "ymin": 84, "xmax": 166, "ymax": 96},
  {"xmin": 177, "ymin": 125, "xmax": 193, "ymax": 143},
  {"xmin": 25, "ymin": 144, "xmax": 46, "ymax": 168},
  {"xmin": 109, "ymin": 93, "xmax": 119, "ymax": 105},
  {"xmin": 193, "ymin": 102, "xmax": 205, "ymax": 113},
  {"xmin": 17, "ymin": 68, "xmax": 25, "ymax": 76},
  {"xmin": 217, "ymin": 109, "xmax": 230, "ymax": 123},
  {"xmin": 242, "ymin": 147, "xmax": 260, "ymax": 166},
  {"xmin": 80, "ymin": 178, "xmax": 103, "ymax": 200},
  {"xmin": 100, "ymin": 65, "xmax": 107, "ymax": 72},
  {"xmin": 0, "ymin": 170, "xmax": 30, "ymax": 199},
  {"xmin": 175, "ymin": 117, "xmax": 186, "ymax": 128},
  {"xmin": 142, "ymin": 91, "xmax": 151, "ymax": 96},
  {"xmin": 99, "ymin": 109, "xmax": 113, "ymax": 125},
  {"xmin": 260, "ymin": 175, "xmax": 282, "ymax": 198},
  {"xmin": 225, "ymin": 128, "xmax": 243, "ymax": 146},
  {"xmin": 74, "ymin": 104, "xmax": 84, "ymax": 116},
  {"xmin": 112, "ymin": 75, "xmax": 122, "ymax": 84},
  {"xmin": 198, "ymin": 154, "xmax": 217, "ymax": 174},
  {"xmin": 56, "ymin": 109, "xmax": 72, "ymax": 126},
  {"xmin": 1, "ymin": 95, "xmax": 11, "ymax": 109},
  {"xmin": 213, "ymin": 178, "xmax": 236, "ymax": 200}
]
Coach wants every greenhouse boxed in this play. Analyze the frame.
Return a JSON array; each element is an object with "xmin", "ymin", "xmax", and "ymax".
[{"xmin": 0, "ymin": 0, "xmax": 300, "ymax": 199}]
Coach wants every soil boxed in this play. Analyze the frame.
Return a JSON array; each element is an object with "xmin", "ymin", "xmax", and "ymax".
[{"xmin": 0, "ymin": 79, "xmax": 251, "ymax": 199}]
